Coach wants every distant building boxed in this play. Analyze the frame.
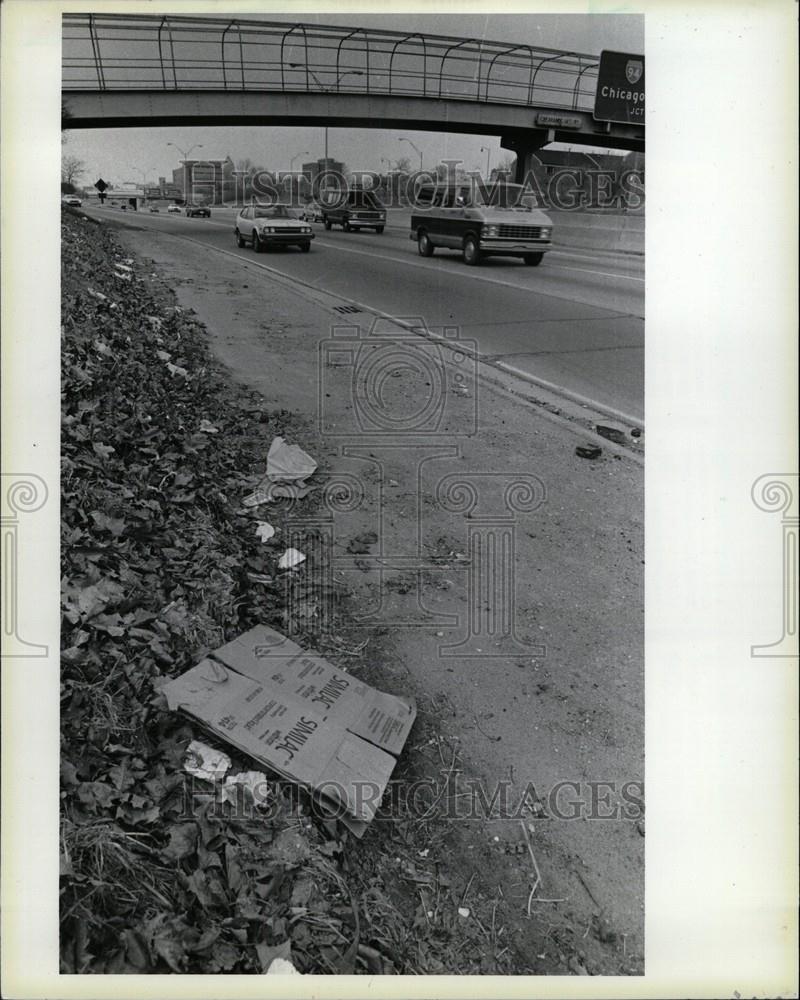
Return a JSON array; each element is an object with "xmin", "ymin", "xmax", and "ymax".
[
  {"xmin": 301, "ymin": 157, "xmax": 345, "ymax": 183},
  {"xmin": 529, "ymin": 150, "xmax": 644, "ymax": 208},
  {"xmin": 156, "ymin": 175, "xmax": 182, "ymax": 199},
  {"xmin": 172, "ymin": 155, "xmax": 234, "ymax": 203}
]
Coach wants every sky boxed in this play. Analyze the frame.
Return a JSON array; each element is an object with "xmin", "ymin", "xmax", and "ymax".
[{"xmin": 64, "ymin": 12, "xmax": 643, "ymax": 189}]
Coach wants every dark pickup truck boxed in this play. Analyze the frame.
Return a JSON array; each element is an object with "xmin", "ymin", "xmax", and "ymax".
[{"xmin": 322, "ymin": 190, "xmax": 386, "ymax": 233}]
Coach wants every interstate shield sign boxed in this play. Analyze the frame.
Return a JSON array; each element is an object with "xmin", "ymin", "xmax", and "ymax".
[{"xmin": 594, "ymin": 50, "xmax": 645, "ymax": 124}]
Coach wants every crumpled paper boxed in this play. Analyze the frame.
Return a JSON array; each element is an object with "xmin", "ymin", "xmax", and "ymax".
[
  {"xmin": 266, "ymin": 436, "xmax": 317, "ymax": 482},
  {"xmin": 221, "ymin": 770, "xmax": 272, "ymax": 806},
  {"xmin": 278, "ymin": 547, "xmax": 306, "ymax": 570},
  {"xmin": 183, "ymin": 740, "xmax": 231, "ymax": 782},
  {"xmin": 242, "ymin": 437, "xmax": 316, "ymax": 507}
]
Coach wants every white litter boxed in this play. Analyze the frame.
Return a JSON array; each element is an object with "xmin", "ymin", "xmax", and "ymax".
[
  {"xmin": 183, "ymin": 740, "xmax": 231, "ymax": 782},
  {"xmin": 243, "ymin": 482, "xmax": 312, "ymax": 507},
  {"xmin": 266, "ymin": 436, "xmax": 317, "ymax": 482},
  {"xmin": 221, "ymin": 770, "xmax": 272, "ymax": 806},
  {"xmin": 458, "ymin": 907, "xmax": 470, "ymax": 918},
  {"xmin": 255, "ymin": 521, "xmax": 276, "ymax": 542},
  {"xmin": 156, "ymin": 350, "xmax": 171, "ymax": 362},
  {"xmin": 242, "ymin": 437, "xmax": 317, "ymax": 507},
  {"xmin": 266, "ymin": 957, "xmax": 301, "ymax": 975},
  {"xmin": 166, "ymin": 363, "xmax": 189, "ymax": 378},
  {"xmin": 278, "ymin": 547, "xmax": 306, "ymax": 570},
  {"xmin": 199, "ymin": 419, "xmax": 220, "ymax": 434}
]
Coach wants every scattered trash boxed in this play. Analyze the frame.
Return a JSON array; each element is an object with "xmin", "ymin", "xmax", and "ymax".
[
  {"xmin": 575, "ymin": 444, "xmax": 602, "ymax": 460},
  {"xmin": 266, "ymin": 957, "xmax": 302, "ymax": 975},
  {"xmin": 266, "ymin": 436, "xmax": 317, "ymax": 482},
  {"xmin": 166, "ymin": 362, "xmax": 189, "ymax": 378},
  {"xmin": 242, "ymin": 437, "xmax": 317, "ymax": 507},
  {"xmin": 458, "ymin": 907, "xmax": 470, "ymax": 918},
  {"xmin": 221, "ymin": 770, "xmax": 272, "ymax": 806},
  {"xmin": 183, "ymin": 739, "xmax": 231, "ymax": 782},
  {"xmin": 161, "ymin": 624, "xmax": 416, "ymax": 833},
  {"xmin": 595, "ymin": 425, "xmax": 628, "ymax": 445},
  {"xmin": 87, "ymin": 287, "xmax": 108, "ymax": 301},
  {"xmin": 199, "ymin": 419, "xmax": 220, "ymax": 434},
  {"xmin": 347, "ymin": 531, "xmax": 378, "ymax": 554},
  {"xmin": 94, "ymin": 340, "xmax": 111, "ymax": 356},
  {"xmin": 242, "ymin": 481, "xmax": 313, "ymax": 507},
  {"xmin": 278, "ymin": 547, "xmax": 305, "ymax": 570},
  {"xmin": 156, "ymin": 350, "xmax": 171, "ymax": 362},
  {"xmin": 254, "ymin": 521, "xmax": 276, "ymax": 542}
]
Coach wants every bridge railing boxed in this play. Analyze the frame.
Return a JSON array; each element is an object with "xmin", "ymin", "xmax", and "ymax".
[{"xmin": 62, "ymin": 13, "xmax": 600, "ymax": 112}]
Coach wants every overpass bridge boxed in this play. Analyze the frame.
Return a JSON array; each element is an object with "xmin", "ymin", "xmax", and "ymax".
[{"xmin": 62, "ymin": 14, "xmax": 644, "ymax": 176}]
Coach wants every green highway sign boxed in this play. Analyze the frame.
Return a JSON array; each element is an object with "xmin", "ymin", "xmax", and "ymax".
[{"xmin": 593, "ymin": 51, "xmax": 644, "ymax": 125}]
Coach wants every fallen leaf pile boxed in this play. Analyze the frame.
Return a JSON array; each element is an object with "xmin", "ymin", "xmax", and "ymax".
[{"xmin": 59, "ymin": 210, "xmax": 525, "ymax": 976}]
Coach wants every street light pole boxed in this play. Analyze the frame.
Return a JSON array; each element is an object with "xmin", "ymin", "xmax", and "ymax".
[
  {"xmin": 289, "ymin": 151, "xmax": 310, "ymax": 201},
  {"xmin": 480, "ymin": 145, "xmax": 491, "ymax": 180},
  {"xmin": 289, "ymin": 65, "xmax": 365, "ymax": 177},
  {"xmin": 399, "ymin": 137, "xmax": 423, "ymax": 172},
  {"xmin": 130, "ymin": 165, "xmax": 155, "ymax": 204},
  {"xmin": 167, "ymin": 142, "xmax": 203, "ymax": 203}
]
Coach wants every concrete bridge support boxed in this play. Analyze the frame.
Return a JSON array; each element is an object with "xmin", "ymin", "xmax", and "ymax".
[{"xmin": 501, "ymin": 130, "xmax": 554, "ymax": 184}]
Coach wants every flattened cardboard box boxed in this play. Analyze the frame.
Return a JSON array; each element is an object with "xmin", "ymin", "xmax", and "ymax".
[{"xmin": 162, "ymin": 626, "xmax": 416, "ymax": 829}]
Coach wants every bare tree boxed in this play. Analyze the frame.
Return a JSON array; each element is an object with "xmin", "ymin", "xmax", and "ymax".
[
  {"xmin": 494, "ymin": 153, "xmax": 516, "ymax": 177},
  {"xmin": 394, "ymin": 155, "xmax": 412, "ymax": 175},
  {"xmin": 61, "ymin": 154, "xmax": 86, "ymax": 186}
]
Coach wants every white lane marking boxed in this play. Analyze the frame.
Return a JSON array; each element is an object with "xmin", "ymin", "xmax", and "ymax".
[
  {"xmin": 312, "ymin": 238, "xmax": 645, "ymax": 291},
  {"xmin": 93, "ymin": 209, "xmax": 644, "ymax": 283},
  {"xmin": 93, "ymin": 222, "xmax": 645, "ymax": 438},
  {"xmin": 547, "ymin": 263, "xmax": 645, "ymax": 282}
]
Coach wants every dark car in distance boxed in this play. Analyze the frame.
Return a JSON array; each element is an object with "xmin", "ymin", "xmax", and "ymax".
[
  {"xmin": 185, "ymin": 204, "xmax": 211, "ymax": 218},
  {"xmin": 322, "ymin": 188, "xmax": 386, "ymax": 233}
]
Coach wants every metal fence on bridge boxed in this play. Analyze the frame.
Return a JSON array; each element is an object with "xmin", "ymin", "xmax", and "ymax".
[{"xmin": 62, "ymin": 14, "xmax": 600, "ymax": 113}]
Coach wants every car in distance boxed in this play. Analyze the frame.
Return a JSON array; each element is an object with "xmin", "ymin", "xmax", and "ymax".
[
  {"xmin": 300, "ymin": 200, "xmax": 326, "ymax": 223},
  {"xmin": 234, "ymin": 204, "xmax": 314, "ymax": 253},
  {"xmin": 410, "ymin": 181, "xmax": 553, "ymax": 266},
  {"xmin": 62, "ymin": 195, "xmax": 82, "ymax": 207},
  {"xmin": 322, "ymin": 188, "xmax": 386, "ymax": 233},
  {"xmin": 167, "ymin": 204, "xmax": 182, "ymax": 214},
  {"xmin": 148, "ymin": 205, "xmax": 160, "ymax": 213},
  {"xmin": 185, "ymin": 203, "xmax": 211, "ymax": 218}
]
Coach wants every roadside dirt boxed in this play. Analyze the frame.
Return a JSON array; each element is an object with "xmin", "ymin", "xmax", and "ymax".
[{"xmin": 117, "ymin": 221, "xmax": 645, "ymax": 974}]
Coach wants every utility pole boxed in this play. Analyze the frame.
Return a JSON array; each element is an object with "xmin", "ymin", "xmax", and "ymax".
[
  {"xmin": 167, "ymin": 142, "xmax": 203, "ymax": 203},
  {"xmin": 399, "ymin": 137, "xmax": 423, "ymax": 172},
  {"xmin": 480, "ymin": 145, "xmax": 492, "ymax": 180}
]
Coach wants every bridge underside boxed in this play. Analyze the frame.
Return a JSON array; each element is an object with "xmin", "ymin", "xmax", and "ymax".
[{"xmin": 62, "ymin": 90, "xmax": 644, "ymax": 154}]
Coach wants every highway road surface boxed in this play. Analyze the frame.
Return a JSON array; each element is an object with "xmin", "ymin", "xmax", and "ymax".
[{"xmin": 89, "ymin": 205, "xmax": 644, "ymax": 423}]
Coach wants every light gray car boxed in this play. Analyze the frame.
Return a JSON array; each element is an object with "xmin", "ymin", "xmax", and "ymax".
[{"xmin": 235, "ymin": 204, "xmax": 314, "ymax": 253}]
